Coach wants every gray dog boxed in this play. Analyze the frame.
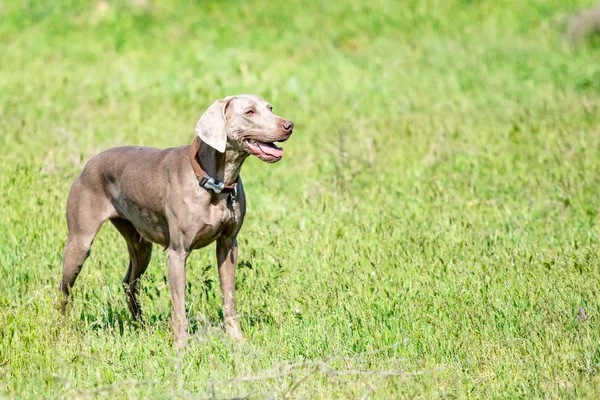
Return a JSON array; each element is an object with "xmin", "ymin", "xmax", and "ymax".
[{"xmin": 58, "ymin": 94, "xmax": 294, "ymax": 348}]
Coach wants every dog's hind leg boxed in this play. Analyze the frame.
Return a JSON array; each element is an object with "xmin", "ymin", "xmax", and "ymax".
[
  {"xmin": 110, "ymin": 218, "xmax": 153, "ymax": 322},
  {"xmin": 58, "ymin": 179, "xmax": 111, "ymax": 314}
]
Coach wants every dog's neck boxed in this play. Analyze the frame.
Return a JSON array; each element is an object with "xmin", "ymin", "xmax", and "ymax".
[{"xmin": 192, "ymin": 136, "xmax": 248, "ymax": 186}]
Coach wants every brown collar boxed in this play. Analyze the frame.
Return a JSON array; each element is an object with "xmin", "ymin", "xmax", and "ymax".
[{"xmin": 189, "ymin": 136, "xmax": 238, "ymax": 194}]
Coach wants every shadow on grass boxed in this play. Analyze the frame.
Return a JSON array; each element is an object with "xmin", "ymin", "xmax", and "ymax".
[{"xmin": 76, "ymin": 300, "xmax": 170, "ymax": 336}]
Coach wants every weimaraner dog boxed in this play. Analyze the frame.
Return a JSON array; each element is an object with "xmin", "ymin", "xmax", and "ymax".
[{"xmin": 58, "ymin": 94, "xmax": 294, "ymax": 348}]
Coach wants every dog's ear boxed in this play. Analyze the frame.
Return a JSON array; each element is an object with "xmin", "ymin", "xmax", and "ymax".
[{"xmin": 195, "ymin": 97, "xmax": 233, "ymax": 153}]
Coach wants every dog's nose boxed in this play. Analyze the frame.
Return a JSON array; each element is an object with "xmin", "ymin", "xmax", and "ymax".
[{"xmin": 282, "ymin": 120, "xmax": 294, "ymax": 133}]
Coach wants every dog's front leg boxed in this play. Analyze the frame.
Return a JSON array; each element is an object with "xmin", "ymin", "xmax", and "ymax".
[
  {"xmin": 217, "ymin": 237, "xmax": 244, "ymax": 340},
  {"xmin": 167, "ymin": 248, "xmax": 189, "ymax": 349}
]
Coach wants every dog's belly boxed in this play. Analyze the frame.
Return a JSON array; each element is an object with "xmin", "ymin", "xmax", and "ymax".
[
  {"xmin": 113, "ymin": 200, "xmax": 237, "ymax": 250},
  {"xmin": 133, "ymin": 216, "xmax": 170, "ymax": 247},
  {"xmin": 113, "ymin": 201, "xmax": 171, "ymax": 247}
]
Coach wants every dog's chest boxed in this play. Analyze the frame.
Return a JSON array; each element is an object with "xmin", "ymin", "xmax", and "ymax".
[{"xmin": 188, "ymin": 200, "xmax": 240, "ymax": 249}]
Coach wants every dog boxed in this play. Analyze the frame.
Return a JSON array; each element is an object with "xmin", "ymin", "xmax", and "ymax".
[{"xmin": 58, "ymin": 94, "xmax": 294, "ymax": 348}]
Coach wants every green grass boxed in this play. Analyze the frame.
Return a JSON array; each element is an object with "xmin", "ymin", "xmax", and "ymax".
[{"xmin": 1, "ymin": 0, "xmax": 600, "ymax": 397}]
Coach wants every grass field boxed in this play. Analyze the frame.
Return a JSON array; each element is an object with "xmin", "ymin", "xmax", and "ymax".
[{"xmin": 1, "ymin": 0, "xmax": 600, "ymax": 398}]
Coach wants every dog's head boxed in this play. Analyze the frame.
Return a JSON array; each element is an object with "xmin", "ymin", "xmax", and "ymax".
[{"xmin": 195, "ymin": 94, "xmax": 294, "ymax": 163}]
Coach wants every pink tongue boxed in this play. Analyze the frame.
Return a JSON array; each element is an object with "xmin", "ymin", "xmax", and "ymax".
[{"xmin": 256, "ymin": 142, "xmax": 283, "ymax": 157}]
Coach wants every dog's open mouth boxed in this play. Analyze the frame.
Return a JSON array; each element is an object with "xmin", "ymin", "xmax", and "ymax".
[{"xmin": 243, "ymin": 139, "xmax": 284, "ymax": 162}]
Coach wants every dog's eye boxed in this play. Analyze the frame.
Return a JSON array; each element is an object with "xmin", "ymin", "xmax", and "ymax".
[
  {"xmin": 269, "ymin": 106, "xmax": 273, "ymax": 112},
  {"xmin": 245, "ymin": 110, "xmax": 254, "ymax": 115}
]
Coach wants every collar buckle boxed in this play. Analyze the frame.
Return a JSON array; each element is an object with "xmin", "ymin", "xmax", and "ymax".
[
  {"xmin": 230, "ymin": 185, "xmax": 238, "ymax": 210},
  {"xmin": 199, "ymin": 175, "xmax": 225, "ymax": 194}
]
